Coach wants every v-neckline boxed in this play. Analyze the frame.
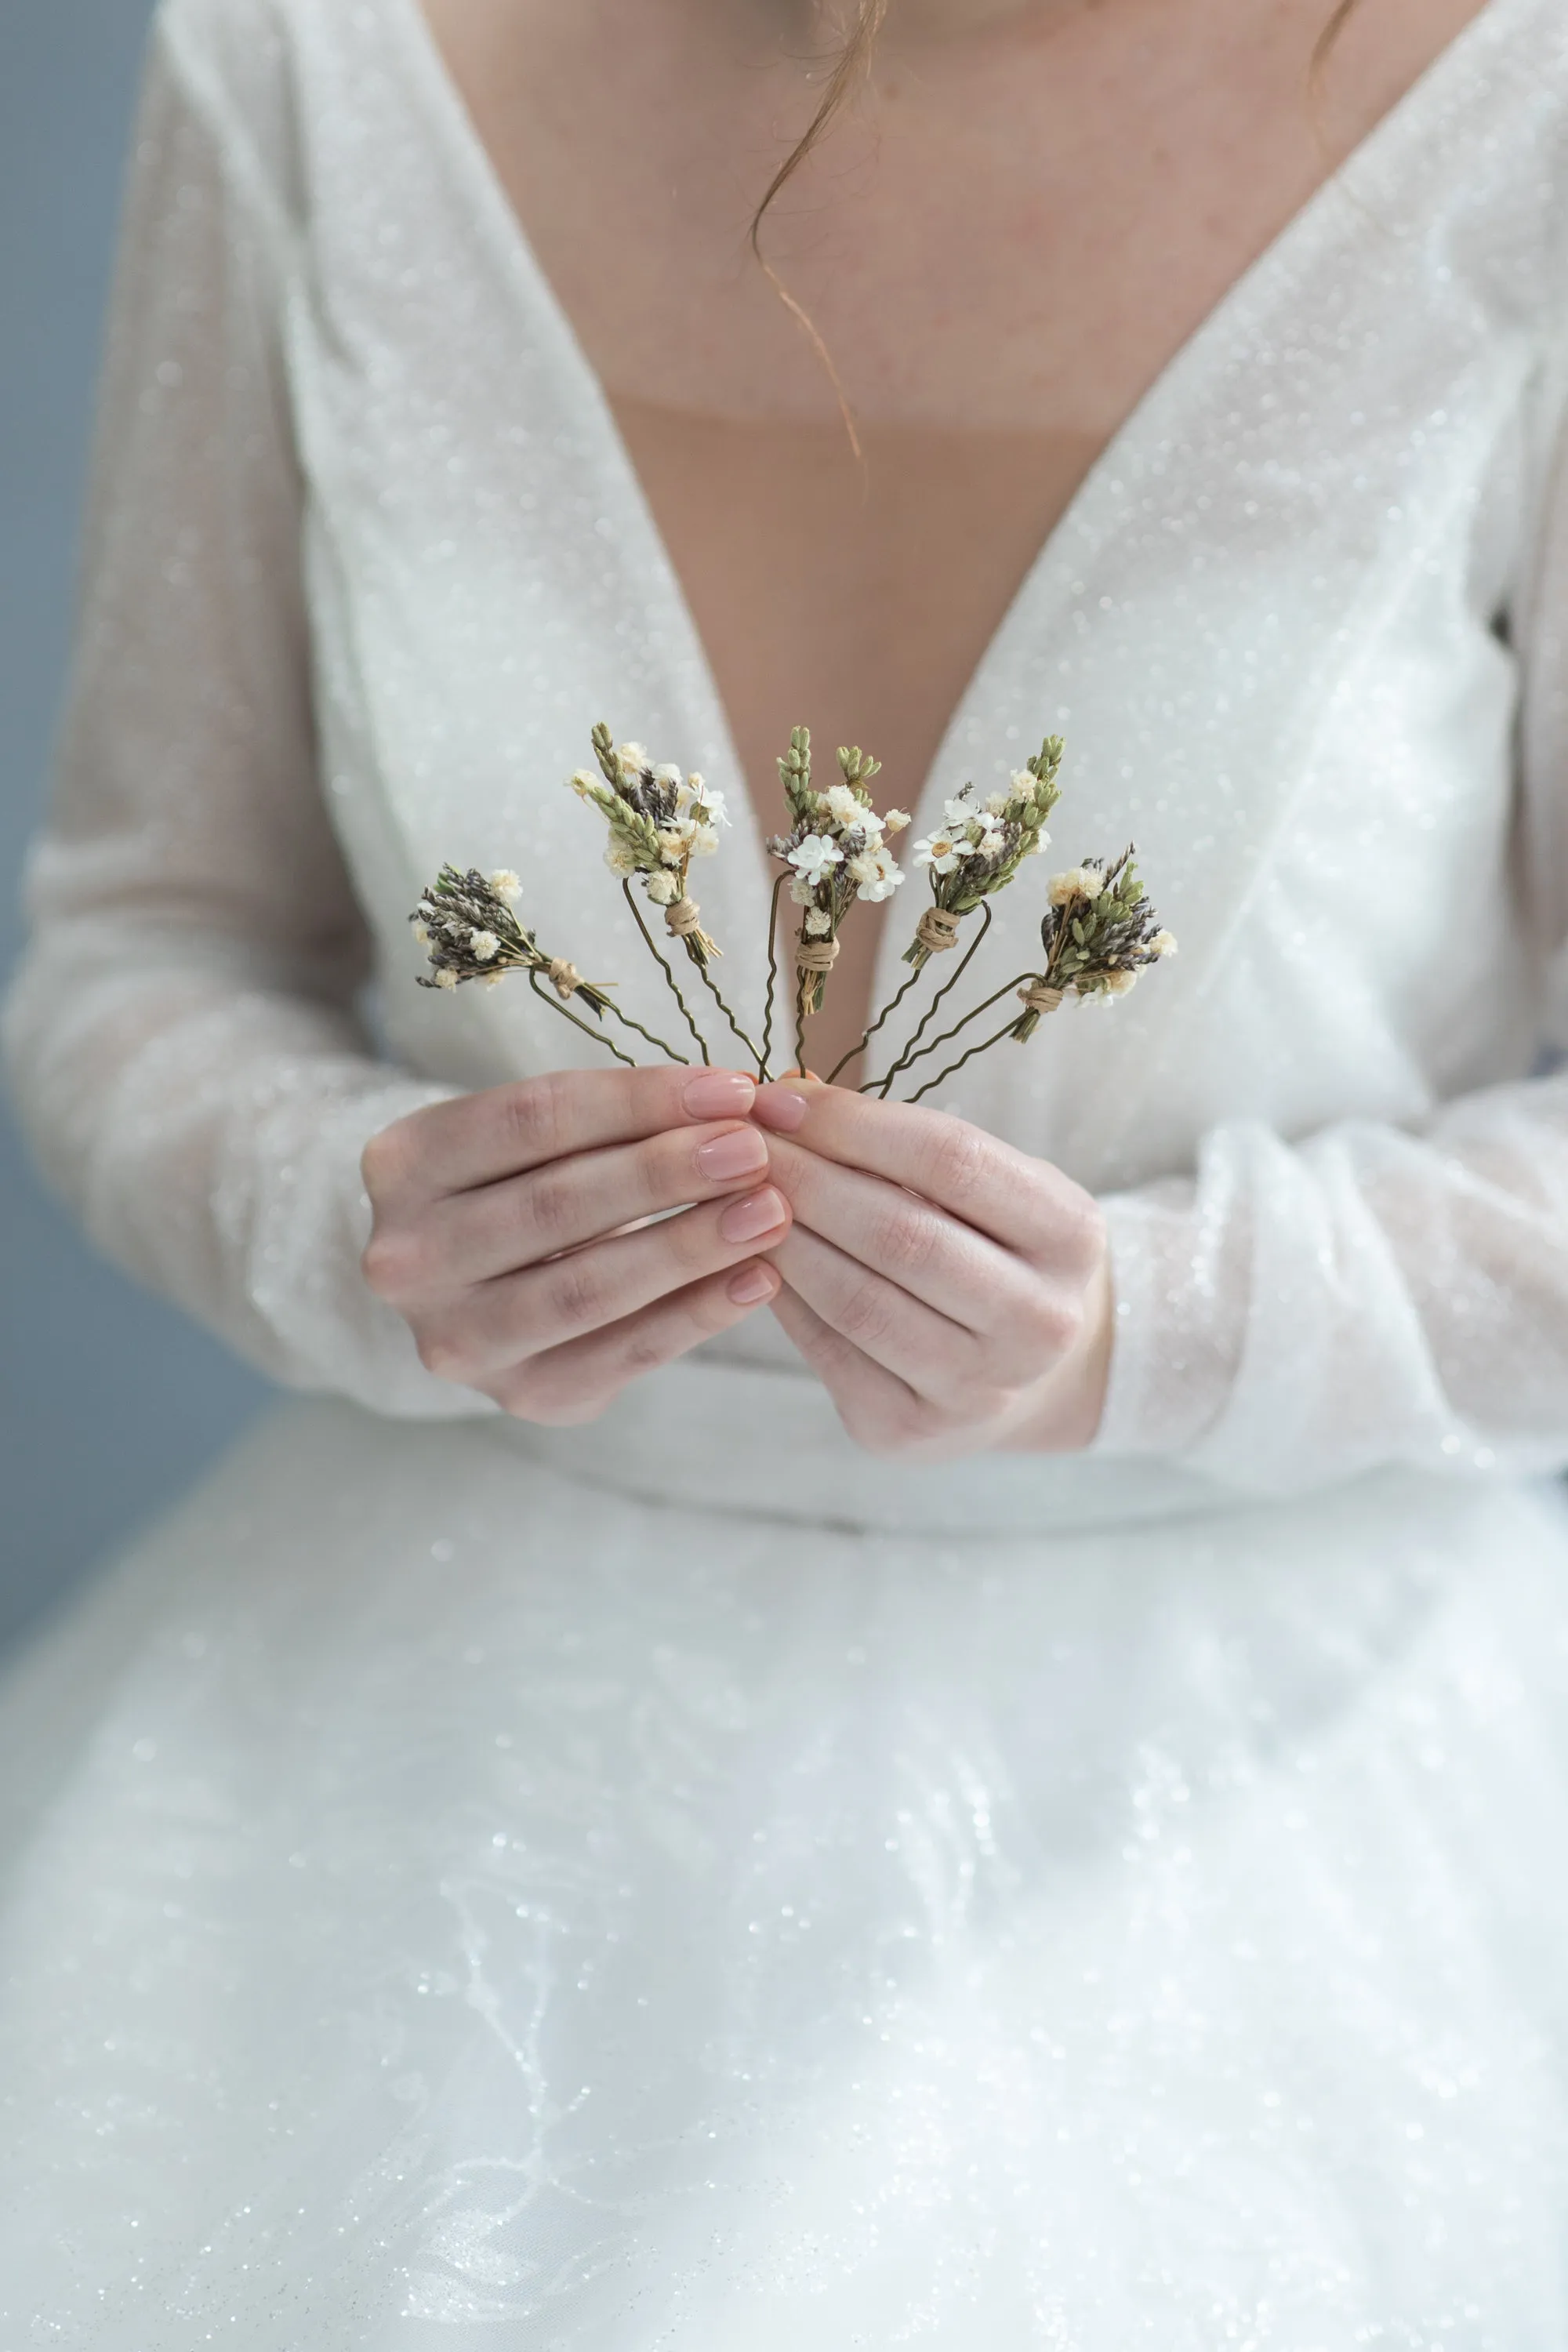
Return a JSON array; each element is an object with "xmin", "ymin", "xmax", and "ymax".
[{"xmin": 385, "ymin": 0, "xmax": 1526, "ymax": 1025}]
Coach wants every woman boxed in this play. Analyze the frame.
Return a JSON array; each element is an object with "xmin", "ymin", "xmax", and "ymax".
[{"xmin": 3, "ymin": 0, "xmax": 1567, "ymax": 2334}]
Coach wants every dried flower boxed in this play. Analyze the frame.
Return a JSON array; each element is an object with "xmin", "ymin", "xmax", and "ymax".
[
  {"xmin": 764, "ymin": 731, "xmax": 909, "ymax": 1025},
  {"xmin": 568, "ymin": 721, "xmax": 725, "ymax": 967},
  {"xmin": 1010, "ymin": 845, "xmax": 1171, "ymax": 1038},
  {"xmin": 901, "ymin": 735, "xmax": 1063, "ymax": 971}
]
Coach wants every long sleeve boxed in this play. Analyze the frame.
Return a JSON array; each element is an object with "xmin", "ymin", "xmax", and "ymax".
[
  {"xmin": 1, "ymin": 16, "xmax": 482, "ymax": 1420},
  {"xmin": 1096, "ymin": 407, "xmax": 1568, "ymax": 1494}
]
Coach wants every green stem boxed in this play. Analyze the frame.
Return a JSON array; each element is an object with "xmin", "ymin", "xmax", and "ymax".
[
  {"xmin": 527, "ymin": 970, "xmax": 641, "ymax": 1068},
  {"xmin": 901, "ymin": 1014, "xmax": 1019, "ymax": 1105},
  {"xmin": 862, "ymin": 970, "xmax": 1033, "ymax": 1093},
  {"xmin": 759, "ymin": 873, "xmax": 786, "ymax": 1080},
  {"xmin": 874, "ymin": 902, "xmax": 993, "ymax": 1097},
  {"xmin": 598, "ymin": 996, "xmax": 690, "ymax": 1065},
  {"xmin": 622, "ymin": 880, "xmax": 710, "ymax": 1065}
]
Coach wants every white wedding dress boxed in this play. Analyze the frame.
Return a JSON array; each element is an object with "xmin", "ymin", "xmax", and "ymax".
[{"xmin": 7, "ymin": 0, "xmax": 1568, "ymax": 2337}]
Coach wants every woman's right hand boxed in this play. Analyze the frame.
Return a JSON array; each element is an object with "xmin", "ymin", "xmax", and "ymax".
[{"xmin": 360, "ymin": 1065, "xmax": 789, "ymax": 1423}]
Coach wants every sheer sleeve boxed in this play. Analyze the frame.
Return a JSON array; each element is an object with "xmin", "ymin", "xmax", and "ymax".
[
  {"xmin": 1096, "ymin": 410, "xmax": 1568, "ymax": 1494},
  {"xmin": 1, "ymin": 13, "xmax": 485, "ymax": 1421}
]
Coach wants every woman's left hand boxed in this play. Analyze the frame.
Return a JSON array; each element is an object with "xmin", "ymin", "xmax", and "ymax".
[{"xmin": 750, "ymin": 1080, "xmax": 1112, "ymax": 1459}]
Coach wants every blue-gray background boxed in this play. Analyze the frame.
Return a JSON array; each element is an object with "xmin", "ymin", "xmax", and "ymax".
[{"xmin": 1, "ymin": 1, "xmax": 270, "ymax": 1653}]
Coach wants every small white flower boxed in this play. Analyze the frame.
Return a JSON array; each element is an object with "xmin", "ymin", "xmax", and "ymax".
[
  {"xmin": 434, "ymin": 966, "xmax": 459, "ymax": 991},
  {"xmin": 412, "ymin": 921, "xmax": 429, "ymax": 944},
  {"xmin": 884, "ymin": 808, "xmax": 912, "ymax": 833},
  {"xmin": 489, "ymin": 869, "xmax": 523, "ymax": 904},
  {"xmin": 1008, "ymin": 768, "xmax": 1039, "ymax": 797},
  {"xmin": 688, "ymin": 824, "xmax": 720, "ymax": 859},
  {"xmin": 644, "ymin": 869, "xmax": 680, "ymax": 905},
  {"xmin": 913, "ymin": 831, "xmax": 964, "ymax": 876},
  {"xmin": 789, "ymin": 833, "xmax": 844, "ymax": 885},
  {"xmin": 569, "ymin": 767, "xmax": 601, "ymax": 797},
  {"xmin": 653, "ymin": 762, "xmax": 684, "ymax": 787},
  {"xmin": 1102, "ymin": 967, "xmax": 1138, "ymax": 996},
  {"xmin": 788, "ymin": 875, "xmax": 817, "ymax": 906},
  {"xmin": 848, "ymin": 845, "xmax": 906, "ymax": 903},
  {"xmin": 604, "ymin": 839, "xmax": 641, "ymax": 876},
  {"xmin": 985, "ymin": 791, "xmax": 1011, "ymax": 817},
  {"xmin": 656, "ymin": 825, "xmax": 694, "ymax": 858},
  {"xmin": 825, "ymin": 783, "xmax": 865, "ymax": 826},
  {"xmin": 1049, "ymin": 866, "xmax": 1104, "ymax": 906},
  {"xmin": 1149, "ymin": 929, "xmax": 1178, "ymax": 958},
  {"xmin": 1025, "ymin": 829, "xmax": 1051, "ymax": 855},
  {"xmin": 616, "ymin": 741, "xmax": 650, "ymax": 776},
  {"xmin": 680, "ymin": 778, "xmax": 728, "ymax": 826},
  {"xmin": 469, "ymin": 931, "xmax": 500, "ymax": 963},
  {"xmin": 942, "ymin": 792, "xmax": 978, "ymax": 828},
  {"xmin": 804, "ymin": 907, "xmax": 833, "ymax": 938}
]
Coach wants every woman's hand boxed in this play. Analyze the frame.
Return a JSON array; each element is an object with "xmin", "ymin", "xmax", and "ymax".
[
  {"xmin": 750, "ymin": 1080, "xmax": 1110, "ymax": 1459},
  {"xmin": 361, "ymin": 1066, "xmax": 791, "ymax": 1423}
]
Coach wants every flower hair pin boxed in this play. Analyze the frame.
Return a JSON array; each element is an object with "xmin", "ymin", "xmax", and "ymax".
[{"xmin": 412, "ymin": 719, "xmax": 1174, "ymax": 1097}]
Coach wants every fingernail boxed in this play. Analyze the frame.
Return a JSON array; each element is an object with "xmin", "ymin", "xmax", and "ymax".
[
  {"xmin": 695, "ymin": 1126, "xmax": 769, "ymax": 1183},
  {"xmin": 751, "ymin": 1085, "xmax": 810, "ymax": 1134},
  {"xmin": 719, "ymin": 1185, "xmax": 787, "ymax": 1243},
  {"xmin": 727, "ymin": 1262, "xmax": 778, "ymax": 1306},
  {"xmin": 682, "ymin": 1071, "xmax": 756, "ymax": 1120}
]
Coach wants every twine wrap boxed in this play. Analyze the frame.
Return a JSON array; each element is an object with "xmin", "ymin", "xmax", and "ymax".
[
  {"xmin": 1018, "ymin": 980, "xmax": 1065, "ymax": 1016},
  {"xmin": 794, "ymin": 936, "xmax": 840, "ymax": 975},
  {"xmin": 916, "ymin": 906, "xmax": 963, "ymax": 955},
  {"xmin": 666, "ymin": 897, "xmax": 703, "ymax": 939},
  {"xmin": 547, "ymin": 959, "xmax": 580, "ymax": 1000}
]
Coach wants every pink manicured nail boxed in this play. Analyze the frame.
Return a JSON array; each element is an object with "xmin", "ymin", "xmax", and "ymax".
[
  {"xmin": 727, "ymin": 1263, "xmax": 778, "ymax": 1306},
  {"xmin": 719, "ymin": 1186, "xmax": 788, "ymax": 1243},
  {"xmin": 751, "ymin": 1085, "xmax": 810, "ymax": 1133},
  {"xmin": 695, "ymin": 1126, "xmax": 769, "ymax": 1183},
  {"xmin": 682, "ymin": 1071, "xmax": 756, "ymax": 1120}
]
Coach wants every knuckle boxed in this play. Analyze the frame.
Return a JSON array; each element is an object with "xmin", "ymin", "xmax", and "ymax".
[
  {"xmin": 543, "ymin": 1253, "xmax": 604, "ymax": 1334},
  {"xmin": 924, "ymin": 1120, "xmax": 989, "ymax": 1208},
  {"xmin": 360, "ymin": 1121, "xmax": 410, "ymax": 1202},
  {"xmin": 502, "ymin": 1071, "xmax": 567, "ymax": 1161},
  {"xmin": 835, "ymin": 1276, "xmax": 897, "ymax": 1349},
  {"xmin": 414, "ymin": 1321, "xmax": 470, "ymax": 1381},
  {"xmin": 361, "ymin": 1226, "xmax": 423, "ymax": 1301},
  {"xmin": 521, "ymin": 1165, "xmax": 578, "ymax": 1246},
  {"xmin": 869, "ymin": 1204, "xmax": 938, "ymax": 1281}
]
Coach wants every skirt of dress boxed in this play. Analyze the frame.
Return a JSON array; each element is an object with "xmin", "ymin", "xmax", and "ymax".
[{"xmin": 2, "ymin": 1365, "xmax": 1567, "ymax": 2348}]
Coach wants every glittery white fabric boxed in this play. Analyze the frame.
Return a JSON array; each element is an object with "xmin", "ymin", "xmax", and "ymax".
[{"xmin": 7, "ymin": 0, "xmax": 1568, "ymax": 2337}]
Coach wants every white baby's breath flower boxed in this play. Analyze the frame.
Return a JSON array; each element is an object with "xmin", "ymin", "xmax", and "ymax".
[
  {"xmin": 412, "ymin": 921, "xmax": 429, "ymax": 943},
  {"xmin": 655, "ymin": 825, "xmax": 694, "ymax": 858},
  {"xmin": 489, "ymin": 869, "xmax": 523, "ymax": 903},
  {"xmin": 569, "ymin": 768, "xmax": 601, "ymax": 797},
  {"xmin": 1102, "ymin": 967, "xmax": 1138, "ymax": 996},
  {"xmin": 652, "ymin": 762, "xmax": 684, "ymax": 787},
  {"xmin": 804, "ymin": 907, "xmax": 833, "ymax": 938},
  {"xmin": 688, "ymin": 824, "xmax": 720, "ymax": 858},
  {"xmin": 1049, "ymin": 866, "xmax": 1104, "ymax": 905},
  {"xmin": 604, "ymin": 840, "xmax": 640, "ymax": 876},
  {"xmin": 825, "ymin": 782, "xmax": 865, "ymax": 826},
  {"xmin": 644, "ymin": 869, "xmax": 680, "ymax": 905},
  {"xmin": 789, "ymin": 833, "xmax": 844, "ymax": 885},
  {"xmin": 1149, "ymin": 929, "xmax": 1178, "ymax": 957},
  {"xmin": 469, "ymin": 930, "xmax": 500, "ymax": 963},
  {"xmin": 884, "ymin": 808, "xmax": 912, "ymax": 832},
  {"xmin": 788, "ymin": 875, "xmax": 817, "ymax": 906},
  {"xmin": 434, "ymin": 966, "xmax": 458, "ymax": 991},
  {"xmin": 985, "ymin": 791, "xmax": 1011, "ymax": 816},
  {"xmin": 616, "ymin": 741, "xmax": 650, "ymax": 776}
]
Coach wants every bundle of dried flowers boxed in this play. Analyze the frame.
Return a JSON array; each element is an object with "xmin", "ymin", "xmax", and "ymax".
[
  {"xmin": 762, "ymin": 728, "xmax": 911, "ymax": 1066},
  {"xmin": 413, "ymin": 719, "xmax": 1174, "ymax": 1099},
  {"xmin": 568, "ymin": 723, "xmax": 727, "ymax": 967}
]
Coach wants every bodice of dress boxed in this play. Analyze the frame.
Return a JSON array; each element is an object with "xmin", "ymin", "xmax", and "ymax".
[{"xmin": 9, "ymin": 0, "xmax": 1568, "ymax": 1508}]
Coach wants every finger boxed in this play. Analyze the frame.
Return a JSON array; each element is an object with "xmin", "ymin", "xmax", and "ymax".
[
  {"xmin": 768, "ymin": 1283, "xmax": 938, "ymax": 1457},
  {"xmin": 751, "ymin": 1080, "xmax": 1099, "ymax": 1265},
  {"xmin": 763, "ymin": 1132, "xmax": 1053, "ymax": 1356},
  {"xmin": 395, "ymin": 1118, "xmax": 771, "ymax": 1295},
  {"xmin": 418, "ymin": 1186, "xmax": 791, "ymax": 1381},
  {"xmin": 769, "ymin": 1224, "xmax": 994, "ymax": 1411},
  {"xmin": 489, "ymin": 1259, "xmax": 782, "ymax": 1425},
  {"xmin": 364, "ymin": 1065, "xmax": 757, "ymax": 1205}
]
